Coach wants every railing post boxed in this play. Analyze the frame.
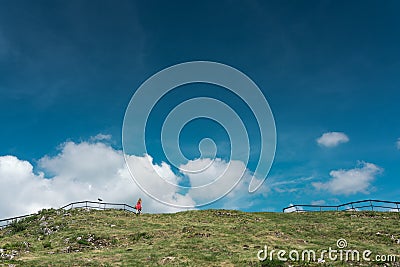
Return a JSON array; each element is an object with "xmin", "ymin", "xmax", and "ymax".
[{"xmin": 370, "ymin": 200, "xmax": 373, "ymax": 211}]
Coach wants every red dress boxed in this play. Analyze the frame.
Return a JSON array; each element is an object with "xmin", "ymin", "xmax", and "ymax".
[{"xmin": 135, "ymin": 202, "xmax": 142, "ymax": 211}]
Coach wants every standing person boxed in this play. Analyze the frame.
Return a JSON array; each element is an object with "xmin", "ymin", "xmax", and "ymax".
[{"xmin": 135, "ymin": 198, "xmax": 142, "ymax": 215}]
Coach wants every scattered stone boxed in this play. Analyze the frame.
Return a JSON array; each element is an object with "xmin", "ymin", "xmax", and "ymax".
[
  {"xmin": 275, "ymin": 231, "xmax": 284, "ymax": 237},
  {"xmin": 43, "ymin": 227, "xmax": 53, "ymax": 235},
  {"xmin": 160, "ymin": 256, "xmax": 176, "ymax": 264},
  {"xmin": 194, "ymin": 232, "xmax": 210, "ymax": 238},
  {"xmin": 243, "ymin": 245, "xmax": 249, "ymax": 250},
  {"xmin": 88, "ymin": 235, "xmax": 95, "ymax": 242},
  {"xmin": 215, "ymin": 211, "xmax": 238, "ymax": 217},
  {"xmin": 23, "ymin": 241, "xmax": 30, "ymax": 249},
  {"xmin": 1, "ymin": 250, "xmax": 18, "ymax": 260},
  {"xmin": 126, "ymin": 248, "xmax": 133, "ymax": 251},
  {"xmin": 110, "ymin": 224, "xmax": 116, "ymax": 227}
]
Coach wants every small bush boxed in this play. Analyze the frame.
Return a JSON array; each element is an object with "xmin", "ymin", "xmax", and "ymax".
[
  {"xmin": 260, "ymin": 259, "xmax": 286, "ymax": 267},
  {"xmin": 24, "ymin": 214, "xmax": 38, "ymax": 223},
  {"xmin": 42, "ymin": 241, "xmax": 51, "ymax": 249},
  {"xmin": 130, "ymin": 232, "xmax": 151, "ymax": 241},
  {"xmin": 9, "ymin": 220, "xmax": 27, "ymax": 234},
  {"xmin": 3, "ymin": 242, "xmax": 23, "ymax": 250},
  {"xmin": 77, "ymin": 239, "xmax": 90, "ymax": 246},
  {"xmin": 38, "ymin": 208, "xmax": 57, "ymax": 216}
]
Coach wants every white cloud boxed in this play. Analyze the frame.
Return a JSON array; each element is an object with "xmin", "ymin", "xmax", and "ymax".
[
  {"xmin": 124, "ymin": 154, "xmax": 194, "ymax": 207},
  {"xmin": 0, "ymin": 137, "xmax": 265, "ymax": 218},
  {"xmin": 269, "ymin": 175, "xmax": 314, "ymax": 193},
  {"xmin": 317, "ymin": 132, "xmax": 349, "ymax": 147},
  {"xmin": 0, "ymin": 140, "xmax": 194, "ymax": 218},
  {"xmin": 283, "ymin": 203, "xmax": 303, "ymax": 213},
  {"xmin": 312, "ymin": 162, "xmax": 382, "ymax": 195},
  {"xmin": 396, "ymin": 138, "xmax": 400, "ymax": 150},
  {"xmin": 311, "ymin": 200, "xmax": 326, "ymax": 206},
  {"xmin": 90, "ymin": 133, "xmax": 112, "ymax": 142},
  {"xmin": 180, "ymin": 158, "xmax": 267, "ymax": 206}
]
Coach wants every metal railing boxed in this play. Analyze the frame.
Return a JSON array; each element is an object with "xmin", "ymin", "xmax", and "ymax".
[
  {"xmin": 0, "ymin": 200, "xmax": 136, "ymax": 229},
  {"xmin": 283, "ymin": 199, "xmax": 400, "ymax": 213},
  {"xmin": 60, "ymin": 200, "xmax": 136, "ymax": 212},
  {"xmin": 0, "ymin": 213, "xmax": 34, "ymax": 229}
]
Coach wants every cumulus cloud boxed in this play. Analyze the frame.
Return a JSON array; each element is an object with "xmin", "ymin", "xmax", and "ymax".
[
  {"xmin": 317, "ymin": 132, "xmax": 349, "ymax": 147},
  {"xmin": 396, "ymin": 138, "xmax": 400, "ymax": 150},
  {"xmin": 0, "ymin": 140, "xmax": 194, "ymax": 218},
  {"xmin": 0, "ymin": 136, "xmax": 265, "ymax": 218},
  {"xmin": 179, "ymin": 158, "xmax": 268, "ymax": 208},
  {"xmin": 124, "ymin": 154, "xmax": 195, "ymax": 208},
  {"xmin": 312, "ymin": 162, "xmax": 382, "ymax": 195},
  {"xmin": 283, "ymin": 204, "xmax": 303, "ymax": 213},
  {"xmin": 0, "ymin": 156, "xmax": 50, "ymax": 217}
]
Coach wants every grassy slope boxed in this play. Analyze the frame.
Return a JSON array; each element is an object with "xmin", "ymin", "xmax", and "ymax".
[{"xmin": 0, "ymin": 208, "xmax": 399, "ymax": 266}]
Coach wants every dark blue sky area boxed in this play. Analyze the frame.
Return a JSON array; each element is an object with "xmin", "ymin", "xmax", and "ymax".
[{"xmin": 0, "ymin": 1, "xmax": 399, "ymax": 209}]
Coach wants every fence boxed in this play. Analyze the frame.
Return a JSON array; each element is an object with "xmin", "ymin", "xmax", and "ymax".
[
  {"xmin": 60, "ymin": 200, "xmax": 136, "ymax": 212},
  {"xmin": 0, "ymin": 200, "xmax": 136, "ymax": 229},
  {"xmin": 283, "ymin": 199, "xmax": 400, "ymax": 213}
]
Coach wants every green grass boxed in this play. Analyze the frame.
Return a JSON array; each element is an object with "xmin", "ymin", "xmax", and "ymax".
[{"xmin": 0, "ymin": 208, "xmax": 399, "ymax": 266}]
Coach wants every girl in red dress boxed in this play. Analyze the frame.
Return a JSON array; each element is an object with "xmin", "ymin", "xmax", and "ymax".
[{"xmin": 135, "ymin": 198, "xmax": 142, "ymax": 215}]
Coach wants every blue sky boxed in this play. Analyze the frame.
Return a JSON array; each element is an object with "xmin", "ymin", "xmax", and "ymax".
[{"xmin": 0, "ymin": 1, "xmax": 399, "ymax": 216}]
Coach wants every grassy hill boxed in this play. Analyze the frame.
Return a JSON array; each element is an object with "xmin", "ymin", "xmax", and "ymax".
[{"xmin": 0, "ymin": 208, "xmax": 399, "ymax": 266}]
